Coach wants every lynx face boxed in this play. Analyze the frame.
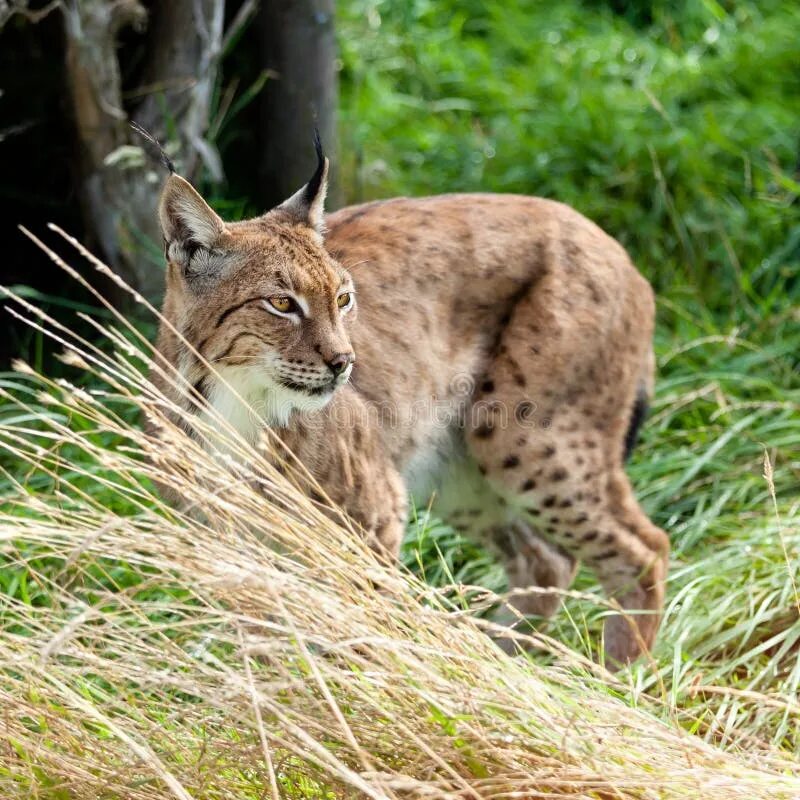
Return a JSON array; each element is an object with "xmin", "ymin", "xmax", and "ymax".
[{"xmin": 158, "ymin": 148, "xmax": 356, "ymax": 434}]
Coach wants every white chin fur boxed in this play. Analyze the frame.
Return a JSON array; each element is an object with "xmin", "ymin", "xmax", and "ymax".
[{"xmin": 200, "ymin": 365, "xmax": 335, "ymax": 446}]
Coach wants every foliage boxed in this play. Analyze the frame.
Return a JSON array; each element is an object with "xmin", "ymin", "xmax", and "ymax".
[
  {"xmin": 338, "ymin": 0, "xmax": 800, "ymax": 312},
  {"xmin": 1, "ymin": 0, "xmax": 799, "ymax": 796}
]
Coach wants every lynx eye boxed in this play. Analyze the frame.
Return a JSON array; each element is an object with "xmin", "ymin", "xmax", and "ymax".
[
  {"xmin": 337, "ymin": 292, "xmax": 353, "ymax": 310},
  {"xmin": 268, "ymin": 296, "xmax": 295, "ymax": 313}
]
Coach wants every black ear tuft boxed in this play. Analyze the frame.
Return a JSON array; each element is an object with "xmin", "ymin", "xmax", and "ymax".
[
  {"xmin": 130, "ymin": 121, "xmax": 176, "ymax": 174},
  {"xmin": 303, "ymin": 129, "xmax": 326, "ymax": 207},
  {"xmin": 275, "ymin": 131, "xmax": 329, "ymax": 234}
]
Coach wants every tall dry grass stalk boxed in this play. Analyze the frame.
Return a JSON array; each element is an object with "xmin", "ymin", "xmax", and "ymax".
[{"xmin": 1, "ymin": 230, "xmax": 799, "ymax": 798}]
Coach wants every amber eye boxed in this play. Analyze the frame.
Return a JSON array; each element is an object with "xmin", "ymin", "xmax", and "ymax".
[
  {"xmin": 337, "ymin": 292, "xmax": 352, "ymax": 309},
  {"xmin": 268, "ymin": 296, "xmax": 294, "ymax": 313}
]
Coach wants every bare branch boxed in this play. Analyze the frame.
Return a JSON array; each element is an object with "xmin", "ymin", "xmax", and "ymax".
[
  {"xmin": 61, "ymin": 0, "xmax": 226, "ymax": 301},
  {"xmin": 0, "ymin": 0, "xmax": 62, "ymax": 30}
]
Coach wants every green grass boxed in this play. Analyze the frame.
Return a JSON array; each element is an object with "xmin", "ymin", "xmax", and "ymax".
[{"xmin": 1, "ymin": 0, "xmax": 799, "ymax": 795}]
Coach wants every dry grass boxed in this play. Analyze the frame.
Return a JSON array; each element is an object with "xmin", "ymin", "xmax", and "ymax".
[{"xmin": 1, "ymin": 233, "xmax": 799, "ymax": 798}]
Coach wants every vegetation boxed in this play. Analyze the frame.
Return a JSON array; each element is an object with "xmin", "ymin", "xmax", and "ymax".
[{"xmin": 1, "ymin": 0, "xmax": 799, "ymax": 796}]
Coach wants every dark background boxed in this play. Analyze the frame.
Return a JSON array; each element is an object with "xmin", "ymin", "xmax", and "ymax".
[{"xmin": 0, "ymin": 0, "xmax": 337, "ymax": 369}]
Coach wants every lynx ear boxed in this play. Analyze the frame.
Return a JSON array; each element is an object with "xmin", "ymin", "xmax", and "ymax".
[
  {"xmin": 277, "ymin": 131, "xmax": 329, "ymax": 235},
  {"xmin": 159, "ymin": 174, "xmax": 225, "ymax": 276}
]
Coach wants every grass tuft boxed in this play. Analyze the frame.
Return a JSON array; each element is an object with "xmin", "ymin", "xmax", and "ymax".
[{"xmin": 0, "ymin": 220, "xmax": 799, "ymax": 799}]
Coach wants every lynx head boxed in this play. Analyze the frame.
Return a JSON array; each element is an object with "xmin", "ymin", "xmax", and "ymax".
[{"xmin": 158, "ymin": 140, "xmax": 356, "ymax": 436}]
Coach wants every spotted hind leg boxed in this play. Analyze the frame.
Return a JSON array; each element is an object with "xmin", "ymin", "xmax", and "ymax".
[
  {"xmin": 470, "ymin": 406, "xmax": 667, "ymax": 663},
  {"xmin": 489, "ymin": 521, "xmax": 578, "ymax": 621},
  {"xmin": 466, "ymin": 270, "xmax": 669, "ymax": 664},
  {"xmin": 430, "ymin": 457, "xmax": 580, "ymax": 626}
]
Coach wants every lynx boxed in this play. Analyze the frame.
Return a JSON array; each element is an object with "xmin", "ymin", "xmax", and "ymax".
[{"xmin": 151, "ymin": 142, "xmax": 669, "ymax": 665}]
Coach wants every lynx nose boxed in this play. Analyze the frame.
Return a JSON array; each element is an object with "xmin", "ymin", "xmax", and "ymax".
[{"xmin": 326, "ymin": 352, "xmax": 354, "ymax": 377}]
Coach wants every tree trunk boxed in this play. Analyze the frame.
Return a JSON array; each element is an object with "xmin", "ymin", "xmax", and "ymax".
[
  {"xmin": 62, "ymin": 0, "xmax": 225, "ymax": 303},
  {"xmin": 257, "ymin": 0, "xmax": 338, "ymax": 210}
]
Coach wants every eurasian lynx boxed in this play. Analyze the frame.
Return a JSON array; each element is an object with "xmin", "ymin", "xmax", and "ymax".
[{"xmin": 151, "ymin": 143, "xmax": 669, "ymax": 664}]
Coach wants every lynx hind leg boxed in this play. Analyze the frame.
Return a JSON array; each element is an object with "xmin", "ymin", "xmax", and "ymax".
[
  {"xmin": 471, "ymin": 406, "xmax": 667, "ymax": 664},
  {"xmin": 490, "ymin": 521, "xmax": 578, "ymax": 621},
  {"xmin": 467, "ymin": 287, "xmax": 668, "ymax": 665},
  {"xmin": 429, "ymin": 458, "xmax": 575, "ymax": 620}
]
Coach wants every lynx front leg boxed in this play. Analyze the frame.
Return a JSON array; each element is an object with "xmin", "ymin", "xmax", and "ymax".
[
  {"xmin": 280, "ymin": 393, "xmax": 407, "ymax": 564},
  {"xmin": 316, "ymin": 449, "xmax": 407, "ymax": 563}
]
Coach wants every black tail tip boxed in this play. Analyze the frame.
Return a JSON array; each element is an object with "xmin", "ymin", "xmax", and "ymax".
[
  {"xmin": 130, "ymin": 121, "xmax": 176, "ymax": 175},
  {"xmin": 623, "ymin": 385, "xmax": 650, "ymax": 462}
]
